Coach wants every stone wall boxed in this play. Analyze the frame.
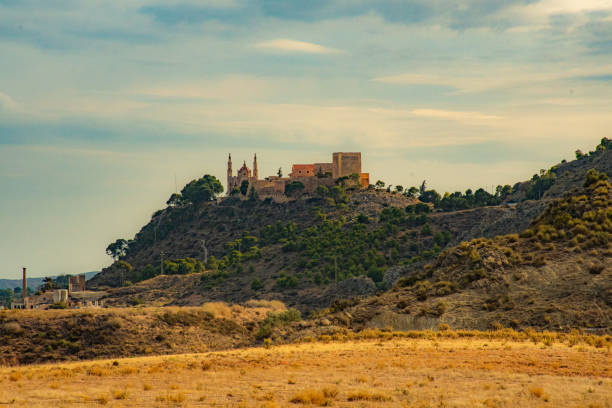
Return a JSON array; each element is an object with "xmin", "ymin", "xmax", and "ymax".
[{"xmin": 314, "ymin": 162, "xmax": 333, "ymax": 175}]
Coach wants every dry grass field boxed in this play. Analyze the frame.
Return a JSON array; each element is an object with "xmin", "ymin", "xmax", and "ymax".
[{"xmin": 0, "ymin": 334, "xmax": 610, "ymax": 407}]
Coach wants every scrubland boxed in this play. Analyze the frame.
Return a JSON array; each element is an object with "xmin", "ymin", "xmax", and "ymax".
[
  {"xmin": 1, "ymin": 332, "xmax": 610, "ymax": 407},
  {"xmin": 0, "ymin": 301, "xmax": 285, "ymax": 365}
]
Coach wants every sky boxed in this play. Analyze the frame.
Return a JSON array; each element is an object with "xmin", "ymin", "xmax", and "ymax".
[{"xmin": 1, "ymin": 0, "xmax": 612, "ymax": 278}]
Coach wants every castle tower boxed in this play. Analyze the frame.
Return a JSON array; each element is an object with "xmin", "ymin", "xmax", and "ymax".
[
  {"xmin": 227, "ymin": 153, "xmax": 233, "ymax": 194},
  {"xmin": 253, "ymin": 153, "xmax": 258, "ymax": 180}
]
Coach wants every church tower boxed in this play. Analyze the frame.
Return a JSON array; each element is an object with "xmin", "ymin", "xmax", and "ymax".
[
  {"xmin": 253, "ymin": 153, "xmax": 258, "ymax": 180},
  {"xmin": 227, "ymin": 153, "xmax": 233, "ymax": 194}
]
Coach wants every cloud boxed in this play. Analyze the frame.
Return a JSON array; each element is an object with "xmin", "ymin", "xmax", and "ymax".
[
  {"xmin": 254, "ymin": 38, "xmax": 341, "ymax": 54},
  {"xmin": 522, "ymin": 0, "xmax": 612, "ymax": 16},
  {"xmin": 372, "ymin": 65, "xmax": 612, "ymax": 93},
  {"xmin": 371, "ymin": 72, "xmax": 523, "ymax": 94},
  {"xmin": 411, "ymin": 108, "xmax": 501, "ymax": 123},
  {"xmin": 0, "ymin": 91, "xmax": 21, "ymax": 112},
  {"xmin": 140, "ymin": 1, "xmax": 246, "ymax": 25}
]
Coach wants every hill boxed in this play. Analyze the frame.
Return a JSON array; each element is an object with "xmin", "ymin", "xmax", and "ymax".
[
  {"xmin": 89, "ymin": 189, "xmax": 545, "ymax": 312},
  {"xmin": 509, "ymin": 138, "xmax": 612, "ymax": 202},
  {"xmin": 329, "ymin": 169, "xmax": 612, "ymax": 332},
  {"xmin": 87, "ymin": 139, "xmax": 610, "ymax": 321},
  {"xmin": 0, "ymin": 301, "xmax": 284, "ymax": 365}
]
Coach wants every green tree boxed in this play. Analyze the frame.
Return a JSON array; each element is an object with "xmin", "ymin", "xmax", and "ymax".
[
  {"xmin": 419, "ymin": 189, "xmax": 441, "ymax": 206},
  {"xmin": 315, "ymin": 185, "xmax": 329, "ymax": 198},
  {"xmin": 106, "ymin": 239, "xmax": 128, "ymax": 261},
  {"xmin": 375, "ymin": 180, "xmax": 385, "ymax": 190},
  {"xmin": 395, "ymin": 185, "xmax": 404, "ymax": 193},
  {"xmin": 181, "ymin": 174, "xmax": 223, "ymax": 203},
  {"xmin": 404, "ymin": 186, "xmax": 419, "ymax": 198},
  {"xmin": 420, "ymin": 180, "xmax": 427, "ymax": 195},
  {"xmin": 40, "ymin": 276, "xmax": 56, "ymax": 292},
  {"xmin": 0, "ymin": 288, "xmax": 13, "ymax": 307},
  {"xmin": 116, "ymin": 260, "xmax": 133, "ymax": 286},
  {"xmin": 357, "ymin": 213, "xmax": 369, "ymax": 224},
  {"xmin": 277, "ymin": 167, "xmax": 283, "ymax": 177},
  {"xmin": 285, "ymin": 181, "xmax": 305, "ymax": 197},
  {"xmin": 166, "ymin": 193, "xmax": 185, "ymax": 207},
  {"xmin": 251, "ymin": 278, "xmax": 263, "ymax": 291},
  {"xmin": 240, "ymin": 180, "xmax": 250, "ymax": 195},
  {"xmin": 248, "ymin": 186, "xmax": 259, "ymax": 201}
]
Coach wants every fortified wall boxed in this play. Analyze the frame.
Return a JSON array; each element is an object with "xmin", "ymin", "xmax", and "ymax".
[{"xmin": 226, "ymin": 152, "xmax": 370, "ymax": 201}]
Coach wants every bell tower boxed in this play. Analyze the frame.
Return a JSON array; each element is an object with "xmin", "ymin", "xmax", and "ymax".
[
  {"xmin": 227, "ymin": 153, "xmax": 233, "ymax": 194},
  {"xmin": 253, "ymin": 153, "xmax": 258, "ymax": 180}
]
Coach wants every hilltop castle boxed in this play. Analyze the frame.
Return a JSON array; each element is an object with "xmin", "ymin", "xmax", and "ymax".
[{"xmin": 226, "ymin": 152, "xmax": 369, "ymax": 200}]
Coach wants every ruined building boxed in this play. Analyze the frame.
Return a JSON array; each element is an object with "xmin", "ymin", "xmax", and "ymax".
[{"xmin": 226, "ymin": 152, "xmax": 370, "ymax": 201}]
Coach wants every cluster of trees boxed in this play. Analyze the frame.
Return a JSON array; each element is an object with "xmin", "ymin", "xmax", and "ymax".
[
  {"xmin": 229, "ymin": 180, "xmax": 258, "ymax": 200},
  {"xmin": 122, "ymin": 257, "xmax": 205, "ymax": 285},
  {"xmin": 0, "ymin": 286, "xmax": 37, "ymax": 306},
  {"xmin": 584, "ymin": 168, "xmax": 608, "ymax": 187},
  {"xmin": 259, "ymin": 209, "xmax": 450, "ymax": 285},
  {"xmin": 285, "ymin": 181, "xmax": 305, "ymax": 197},
  {"xmin": 39, "ymin": 275, "xmax": 71, "ymax": 292},
  {"xmin": 524, "ymin": 169, "xmax": 556, "ymax": 200},
  {"xmin": 0, "ymin": 288, "xmax": 13, "ymax": 307},
  {"xmin": 436, "ymin": 188, "xmax": 508, "ymax": 211},
  {"xmin": 166, "ymin": 175, "xmax": 224, "ymax": 207},
  {"xmin": 315, "ymin": 184, "xmax": 349, "ymax": 205},
  {"xmin": 375, "ymin": 179, "xmax": 516, "ymax": 211},
  {"xmin": 575, "ymin": 137, "xmax": 612, "ymax": 160}
]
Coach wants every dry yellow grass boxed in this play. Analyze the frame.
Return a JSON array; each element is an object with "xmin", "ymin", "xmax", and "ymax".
[{"xmin": 0, "ymin": 336, "xmax": 610, "ymax": 407}]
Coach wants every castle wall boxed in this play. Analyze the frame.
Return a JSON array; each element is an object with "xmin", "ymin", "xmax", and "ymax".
[
  {"xmin": 290, "ymin": 176, "xmax": 335, "ymax": 193},
  {"xmin": 227, "ymin": 151, "xmax": 367, "ymax": 198},
  {"xmin": 313, "ymin": 163, "xmax": 333, "ymax": 176}
]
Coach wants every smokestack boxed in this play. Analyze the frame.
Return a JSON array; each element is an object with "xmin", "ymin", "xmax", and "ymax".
[{"xmin": 22, "ymin": 267, "xmax": 27, "ymax": 300}]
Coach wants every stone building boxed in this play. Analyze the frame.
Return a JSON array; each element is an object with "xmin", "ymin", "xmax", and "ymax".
[
  {"xmin": 68, "ymin": 274, "xmax": 86, "ymax": 292},
  {"xmin": 226, "ymin": 152, "xmax": 370, "ymax": 200}
]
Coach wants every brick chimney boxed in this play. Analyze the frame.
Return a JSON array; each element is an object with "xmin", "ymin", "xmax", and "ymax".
[{"xmin": 22, "ymin": 267, "xmax": 27, "ymax": 300}]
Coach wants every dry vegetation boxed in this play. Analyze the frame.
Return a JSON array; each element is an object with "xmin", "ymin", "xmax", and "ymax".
[
  {"xmin": 0, "ymin": 333, "xmax": 610, "ymax": 407},
  {"xmin": 0, "ymin": 301, "xmax": 285, "ymax": 365},
  {"xmin": 334, "ymin": 175, "xmax": 612, "ymax": 332}
]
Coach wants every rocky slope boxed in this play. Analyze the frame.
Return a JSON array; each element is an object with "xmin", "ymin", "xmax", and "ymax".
[{"xmin": 332, "ymin": 171, "xmax": 612, "ymax": 333}]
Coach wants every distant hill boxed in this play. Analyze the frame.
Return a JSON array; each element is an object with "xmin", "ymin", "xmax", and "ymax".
[{"xmin": 0, "ymin": 271, "xmax": 99, "ymax": 291}]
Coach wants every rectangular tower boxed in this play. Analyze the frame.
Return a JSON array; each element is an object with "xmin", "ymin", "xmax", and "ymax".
[{"xmin": 332, "ymin": 152, "xmax": 362, "ymax": 179}]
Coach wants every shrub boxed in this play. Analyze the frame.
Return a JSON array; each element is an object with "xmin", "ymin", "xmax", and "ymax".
[
  {"xmin": 256, "ymin": 308, "xmax": 301, "ymax": 339},
  {"xmin": 289, "ymin": 389, "xmax": 327, "ymax": 405},
  {"xmin": 528, "ymin": 386, "xmax": 548, "ymax": 401},
  {"xmin": 2, "ymin": 322, "xmax": 23, "ymax": 335},
  {"xmin": 414, "ymin": 281, "xmax": 432, "ymax": 301},
  {"xmin": 251, "ymin": 278, "xmax": 264, "ymax": 291},
  {"xmin": 276, "ymin": 274, "xmax": 298, "ymax": 288},
  {"xmin": 357, "ymin": 213, "xmax": 369, "ymax": 224},
  {"xmin": 434, "ymin": 300, "xmax": 447, "ymax": 316},
  {"xmin": 584, "ymin": 169, "xmax": 608, "ymax": 187},
  {"xmin": 588, "ymin": 263, "xmax": 605, "ymax": 274},
  {"xmin": 347, "ymin": 390, "xmax": 392, "ymax": 402}
]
